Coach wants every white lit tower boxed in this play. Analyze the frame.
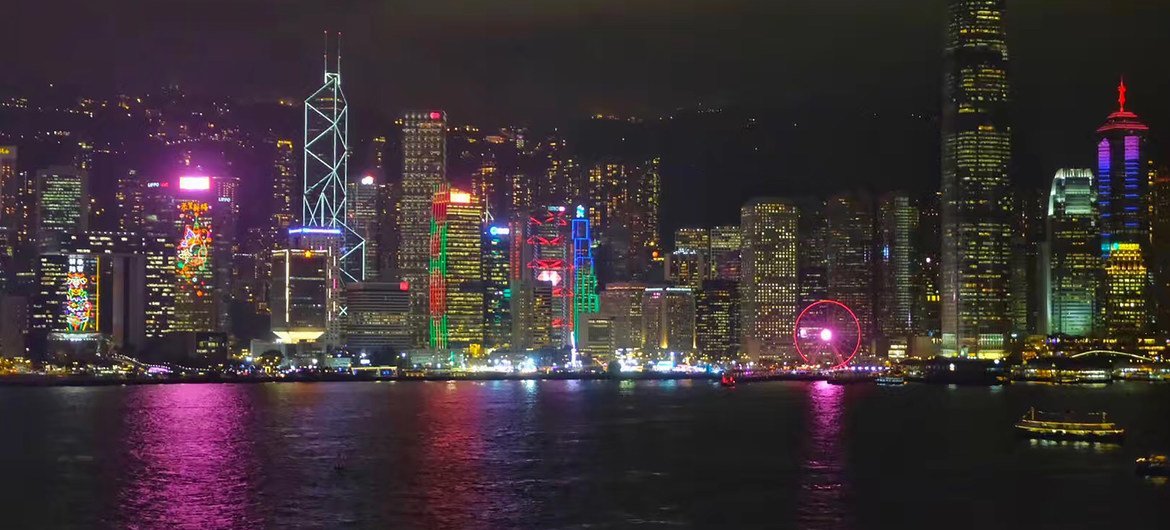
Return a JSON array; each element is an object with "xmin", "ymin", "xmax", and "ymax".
[{"xmin": 302, "ymin": 33, "xmax": 365, "ymax": 283}]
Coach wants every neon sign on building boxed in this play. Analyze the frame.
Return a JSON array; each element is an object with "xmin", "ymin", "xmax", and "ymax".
[
  {"xmin": 176, "ymin": 201, "xmax": 213, "ymax": 296},
  {"xmin": 63, "ymin": 256, "xmax": 96, "ymax": 333}
]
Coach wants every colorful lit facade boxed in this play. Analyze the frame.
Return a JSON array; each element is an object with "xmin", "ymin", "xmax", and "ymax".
[
  {"xmin": 428, "ymin": 187, "xmax": 483, "ymax": 352},
  {"xmin": 172, "ymin": 199, "xmax": 215, "ymax": 332},
  {"xmin": 940, "ymin": 0, "xmax": 1013, "ymax": 358},
  {"xmin": 1097, "ymin": 80, "xmax": 1151, "ymax": 336},
  {"xmin": 572, "ymin": 207, "xmax": 599, "ymax": 350},
  {"xmin": 400, "ymin": 110, "xmax": 447, "ymax": 347},
  {"xmin": 1045, "ymin": 169, "xmax": 1098, "ymax": 337},
  {"xmin": 740, "ymin": 198, "xmax": 799, "ymax": 361},
  {"xmin": 515, "ymin": 206, "xmax": 576, "ymax": 350}
]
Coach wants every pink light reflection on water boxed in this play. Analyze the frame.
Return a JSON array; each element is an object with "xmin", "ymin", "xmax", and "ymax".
[
  {"xmin": 117, "ymin": 384, "xmax": 260, "ymax": 529},
  {"xmin": 797, "ymin": 381, "xmax": 852, "ymax": 527}
]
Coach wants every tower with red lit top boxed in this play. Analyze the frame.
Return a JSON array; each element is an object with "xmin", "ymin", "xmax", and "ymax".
[{"xmin": 1097, "ymin": 79, "xmax": 1153, "ymax": 336}]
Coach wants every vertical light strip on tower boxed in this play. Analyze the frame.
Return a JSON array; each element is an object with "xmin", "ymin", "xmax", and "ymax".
[
  {"xmin": 428, "ymin": 187, "xmax": 450, "ymax": 350},
  {"xmin": 303, "ymin": 33, "xmax": 365, "ymax": 283},
  {"xmin": 571, "ymin": 205, "xmax": 599, "ymax": 352}
]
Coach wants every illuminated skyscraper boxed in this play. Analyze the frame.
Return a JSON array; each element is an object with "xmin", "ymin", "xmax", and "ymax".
[
  {"xmin": 270, "ymin": 248, "xmax": 330, "ymax": 347},
  {"xmin": 696, "ymin": 279, "xmax": 739, "ymax": 362},
  {"xmin": 483, "ymin": 224, "xmax": 512, "ymax": 350},
  {"xmin": 172, "ymin": 194, "xmax": 216, "ymax": 332},
  {"xmin": 666, "ymin": 250, "xmax": 705, "ymax": 291},
  {"xmin": 343, "ymin": 281, "xmax": 411, "ymax": 354},
  {"xmin": 585, "ymin": 158, "xmax": 661, "ymax": 282},
  {"xmin": 514, "ymin": 206, "xmax": 574, "ymax": 350},
  {"xmin": 940, "ymin": 0, "xmax": 1013, "ymax": 358},
  {"xmin": 399, "ymin": 110, "xmax": 446, "ymax": 347},
  {"xmin": 272, "ymin": 139, "xmax": 297, "ymax": 235},
  {"xmin": 642, "ymin": 287, "xmax": 696, "ymax": 355},
  {"xmin": 1045, "ymin": 169, "xmax": 1098, "ymax": 337},
  {"xmin": 598, "ymin": 282, "xmax": 646, "ymax": 352},
  {"xmin": 709, "ymin": 225, "xmax": 742, "ymax": 281},
  {"xmin": 303, "ymin": 40, "xmax": 364, "ymax": 283},
  {"xmin": 428, "ymin": 187, "xmax": 483, "ymax": 353},
  {"xmin": 825, "ymin": 193, "xmax": 874, "ymax": 341},
  {"xmin": 572, "ymin": 207, "xmax": 600, "ymax": 351},
  {"xmin": 1150, "ymin": 167, "xmax": 1170, "ymax": 331},
  {"xmin": 35, "ymin": 166, "xmax": 89, "ymax": 252},
  {"xmin": 1097, "ymin": 80, "xmax": 1151, "ymax": 336},
  {"xmin": 347, "ymin": 172, "xmax": 379, "ymax": 278},
  {"xmin": 740, "ymin": 198, "xmax": 798, "ymax": 362},
  {"xmin": 876, "ymin": 193, "xmax": 918, "ymax": 339},
  {"xmin": 797, "ymin": 200, "xmax": 829, "ymax": 311}
]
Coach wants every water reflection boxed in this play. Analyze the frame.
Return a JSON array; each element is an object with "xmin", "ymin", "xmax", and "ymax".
[
  {"xmin": 798, "ymin": 381, "xmax": 851, "ymax": 528},
  {"xmin": 118, "ymin": 385, "xmax": 259, "ymax": 529}
]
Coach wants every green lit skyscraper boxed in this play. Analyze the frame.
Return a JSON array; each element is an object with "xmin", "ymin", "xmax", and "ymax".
[
  {"xmin": 940, "ymin": 0, "xmax": 1012, "ymax": 358},
  {"xmin": 1044, "ymin": 169, "xmax": 1097, "ymax": 337}
]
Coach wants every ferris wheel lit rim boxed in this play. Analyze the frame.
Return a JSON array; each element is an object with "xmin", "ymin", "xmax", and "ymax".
[{"xmin": 793, "ymin": 299, "xmax": 862, "ymax": 369}]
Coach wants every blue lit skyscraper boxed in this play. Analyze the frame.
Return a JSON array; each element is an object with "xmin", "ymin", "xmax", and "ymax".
[{"xmin": 1097, "ymin": 80, "xmax": 1152, "ymax": 335}]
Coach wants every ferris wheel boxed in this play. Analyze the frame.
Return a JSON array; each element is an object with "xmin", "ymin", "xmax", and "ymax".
[{"xmin": 793, "ymin": 299, "xmax": 862, "ymax": 369}]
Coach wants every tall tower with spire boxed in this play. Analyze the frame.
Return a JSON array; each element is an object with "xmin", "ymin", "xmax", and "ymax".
[
  {"xmin": 939, "ymin": 0, "xmax": 1013, "ymax": 358},
  {"xmin": 302, "ymin": 32, "xmax": 365, "ymax": 283},
  {"xmin": 1097, "ymin": 78, "xmax": 1152, "ymax": 336}
]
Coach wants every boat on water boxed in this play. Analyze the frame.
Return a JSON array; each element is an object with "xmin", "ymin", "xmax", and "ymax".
[
  {"xmin": 720, "ymin": 373, "xmax": 737, "ymax": 387},
  {"xmin": 827, "ymin": 372, "xmax": 873, "ymax": 385},
  {"xmin": 1136, "ymin": 454, "xmax": 1168, "ymax": 476},
  {"xmin": 875, "ymin": 375, "xmax": 905, "ymax": 386},
  {"xmin": 1014, "ymin": 407, "xmax": 1125, "ymax": 442}
]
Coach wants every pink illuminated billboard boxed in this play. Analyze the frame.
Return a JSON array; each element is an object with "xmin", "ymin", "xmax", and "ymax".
[{"xmin": 178, "ymin": 176, "xmax": 211, "ymax": 191}]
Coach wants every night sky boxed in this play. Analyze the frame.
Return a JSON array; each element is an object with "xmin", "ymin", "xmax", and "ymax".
[{"xmin": 6, "ymin": 0, "xmax": 1170, "ymax": 224}]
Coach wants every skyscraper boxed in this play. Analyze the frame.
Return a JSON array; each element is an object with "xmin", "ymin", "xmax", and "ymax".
[
  {"xmin": 696, "ymin": 278, "xmax": 739, "ymax": 362},
  {"xmin": 270, "ymin": 248, "xmax": 331, "ymax": 347},
  {"xmin": 303, "ymin": 43, "xmax": 364, "ymax": 283},
  {"xmin": 35, "ymin": 166, "xmax": 89, "ymax": 252},
  {"xmin": 428, "ymin": 187, "xmax": 483, "ymax": 353},
  {"xmin": 641, "ymin": 287, "xmax": 696, "ymax": 355},
  {"xmin": 399, "ymin": 110, "xmax": 447, "ymax": 347},
  {"xmin": 1045, "ymin": 169, "xmax": 1098, "ymax": 337},
  {"xmin": 708, "ymin": 225, "xmax": 742, "ymax": 281},
  {"xmin": 598, "ymin": 282, "xmax": 646, "ymax": 352},
  {"xmin": 825, "ymin": 193, "xmax": 874, "ymax": 341},
  {"xmin": 940, "ymin": 0, "xmax": 1013, "ymax": 358},
  {"xmin": 674, "ymin": 227, "xmax": 711, "ymax": 267},
  {"xmin": 271, "ymin": 139, "xmax": 297, "ymax": 235},
  {"xmin": 876, "ymin": 193, "xmax": 918, "ymax": 339},
  {"xmin": 483, "ymin": 224, "xmax": 512, "ymax": 351},
  {"xmin": 348, "ymin": 172, "xmax": 379, "ymax": 279},
  {"xmin": 1096, "ymin": 80, "xmax": 1151, "ymax": 336},
  {"xmin": 740, "ymin": 198, "xmax": 799, "ymax": 362}
]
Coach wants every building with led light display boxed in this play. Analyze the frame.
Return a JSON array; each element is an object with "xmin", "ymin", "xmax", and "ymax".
[
  {"xmin": 1097, "ymin": 80, "xmax": 1151, "ymax": 336},
  {"xmin": 428, "ymin": 187, "xmax": 483, "ymax": 353},
  {"xmin": 515, "ymin": 206, "xmax": 575, "ymax": 350},
  {"xmin": 1045, "ymin": 169, "xmax": 1098, "ymax": 337},
  {"xmin": 172, "ymin": 199, "xmax": 215, "ymax": 332},
  {"xmin": 940, "ymin": 0, "xmax": 1013, "ymax": 358},
  {"xmin": 400, "ymin": 110, "xmax": 447, "ymax": 347},
  {"xmin": 740, "ymin": 198, "xmax": 798, "ymax": 361},
  {"xmin": 483, "ymin": 224, "xmax": 512, "ymax": 350},
  {"xmin": 572, "ymin": 207, "xmax": 599, "ymax": 350}
]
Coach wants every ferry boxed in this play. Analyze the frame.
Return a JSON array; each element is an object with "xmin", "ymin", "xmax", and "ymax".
[
  {"xmin": 1014, "ymin": 407, "xmax": 1125, "ymax": 443},
  {"xmin": 874, "ymin": 375, "xmax": 905, "ymax": 386},
  {"xmin": 1135, "ymin": 454, "xmax": 1168, "ymax": 477},
  {"xmin": 720, "ymin": 373, "xmax": 736, "ymax": 387}
]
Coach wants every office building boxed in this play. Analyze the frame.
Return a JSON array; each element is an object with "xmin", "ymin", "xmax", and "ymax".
[
  {"xmin": 696, "ymin": 279, "xmax": 739, "ymax": 362},
  {"xmin": 599, "ymin": 282, "xmax": 646, "ymax": 352},
  {"xmin": 642, "ymin": 287, "xmax": 696, "ymax": 355},
  {"xmin": 428, "ymin": 187, "xmax": 484, "ymax": 353},
  {"xmin": 740, "ymin": 198, "xmax": 799, "ymax": 361},
  {"xmin": 348, "ymin": 172, "xmax": 380, "ymax": 279},
  {"xmin": 666, "ymin": 250, "xmax": 705, "ymax": 291},
  {"xmin": 940, "ymin": 0, "xmax": 1013, "ymax": 358},
  {"xmin": 1045, "ymin": 169, "xmax": 1098, "ymax": 337},
  {"xmin": 270, "ymin": 248, "xmax": 331, "ymax": 347},
  {"xmin": 399, "ymin": 110, "xmax": 447, "ymax": 347},
  {"xmin": 344, "ymin": 281, "xmax": 411, "ymax": 354},
  {"xmin": 1097, "ymin": 80, "xmax": 1152, "ymax": 336},
  {"xmin": 272, "ymin": 139, "xmax": 297, "ymax": 235},
  {"xmin": 825, "ymin": 193, "xmax": 874, "ymax": 342},
  {"xmin": 483, "ymin": 224, "xmax": 512, "ymax": 351},
  {"xmin": 35, "ymin": 166, "xmax": 89, "ymax": 252},
  {"xmin": 876, "ymin": 193, "xmax": 918, "ymax": 339},
  {"xmin": 709, "ymin": 225, "xmax": 742, "ymax": 281}
]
